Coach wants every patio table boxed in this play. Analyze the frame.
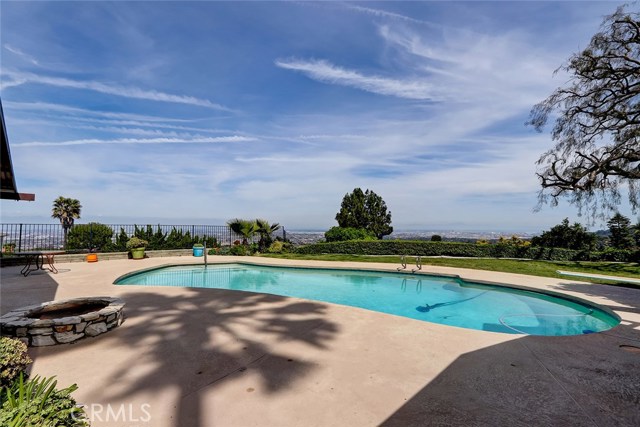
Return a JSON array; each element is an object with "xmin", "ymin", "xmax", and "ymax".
[{"xmin": 15, "ymin": 250, "xmax": 66, "ymax": 277}]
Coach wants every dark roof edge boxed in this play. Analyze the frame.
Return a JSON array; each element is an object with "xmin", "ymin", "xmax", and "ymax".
[{"xmin": 1, "ymin": 97, "xmax": 35, "ymax": 201}]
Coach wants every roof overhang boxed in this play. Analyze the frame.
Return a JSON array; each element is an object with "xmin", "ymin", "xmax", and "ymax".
[{"xmin": 1, "ymin": 99, "xmax": 35, "ymax": 201}]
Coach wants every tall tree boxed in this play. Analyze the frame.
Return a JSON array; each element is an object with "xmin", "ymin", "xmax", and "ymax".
[
  {"xmin": 51, "ymin": 196, "xmax": 82, "ymax": 249},
  {"xmin": 633, "ymin": 220, "xmax": 640, "ymax": 247},
  {"xmin": 607, "ymin": 212, "xmax": 635, "ymax": 249},
  {"xmin": 527, "ymin": 6, "xmax": 640, "ymax": 220},
  {"xmin": 335, "ymin": 188, "xmax": 393, "ymax": 239}
]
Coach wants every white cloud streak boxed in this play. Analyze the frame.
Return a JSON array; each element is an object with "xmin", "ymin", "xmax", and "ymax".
[
  {"xmin": 1, "ymin": 71, "xmax": 233, "ymax": 111},
  {"xmin": 4, "ymin": 101, "xmax": 234, "ymax": 133},
  {"xmin": 343, "ymin": 4, "xmax": 440, "ymax": 28},
  {"xmin": 13, "ymin": 135, "xmax": 256, "ymax": 147},
  {"xmin": 4, "ymin": 101, "xmax": 196, "ymax": 122},
  {"xmin": 275, "ymin": 58, "xmax": 439, "ymax": 100},
  {"xmin": 3, "ymin": 44, "xmax": 40, "ymax": 66}
]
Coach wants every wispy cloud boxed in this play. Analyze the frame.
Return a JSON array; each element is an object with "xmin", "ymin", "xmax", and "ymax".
[
  {"xmin": 4, "ymin": 101, "xmax": 196, "ymax": 122},
  {"xmin": 275, "ymin": 58, "xmax": 439, "ymax": 100},
  {"xmin": 14, "ymin": 135, "xmax": 256, "ymax": 147},
  {"xmin": 1, "ymin": 71, "xmax": 233, "ymax": 111},
  {"xmin": 4, "ymin": 101, "xmax": 234, "ymax": 133},
  {"xmin": 3, "ymin": 44, "xmax": 40, "ymax": 66},
  {"xmin": 343, "ymin": 4, "xmax": 439, "ymax": 28}
]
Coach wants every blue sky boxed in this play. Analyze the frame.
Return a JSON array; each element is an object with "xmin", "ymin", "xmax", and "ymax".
[{"xmin": 0, "ymin": 1, "xmax": 635, "ymax": 232}]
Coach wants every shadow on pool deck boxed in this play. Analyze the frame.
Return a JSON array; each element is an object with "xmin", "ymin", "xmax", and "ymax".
[
  {"xmin": 0, "ymin": 267, "xmax": 60, "ymax": 314},
  {"xmin": 36, "ymin": 287, "xmax": 340, "ymax": 426},
  {"xmin": 382, "ymin": 282, "xmax": 640, "ymax": 427}
]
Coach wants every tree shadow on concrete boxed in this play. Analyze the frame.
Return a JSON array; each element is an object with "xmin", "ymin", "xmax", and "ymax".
[
  {"xmin": 550, "ymin": 281, "xmax": 640, "ymax": 315},
  {"xmin": 0, "ymin": 266, "xmax": 60, "ymax": 314},
  {"xmin": 79, "ymin": 288, "xmax": 338, "ymax": 426},
  {"xmin": 382, "ymin": 332, "xmax": 640, "ymax": 426}
]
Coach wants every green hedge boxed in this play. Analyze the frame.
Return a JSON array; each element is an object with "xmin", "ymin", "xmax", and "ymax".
[
  {"xmin": 294, "ymin": 240, "xmax": 639, "ymax": 262},
  {"xmin": 324, "ymin": 226, "xmax": 377, "ymax": 242},
  {"xmin": 67, "ymin": 223, "xmax": 113, "ymax": 252}
]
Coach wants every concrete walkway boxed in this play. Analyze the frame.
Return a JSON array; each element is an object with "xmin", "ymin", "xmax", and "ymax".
[{"xmin": 1, "ymin": 256, "xmax": 639, "ymax": 427}]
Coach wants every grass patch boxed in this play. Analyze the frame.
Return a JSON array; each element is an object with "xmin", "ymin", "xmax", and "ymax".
[{"xmin": 260, "ymin": 253, "xmax": 640, "ymax": 286}]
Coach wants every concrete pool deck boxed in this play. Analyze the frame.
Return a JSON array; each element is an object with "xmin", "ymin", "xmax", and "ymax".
[{"xmin": 1, "ymin": 256, "xmax": 639, "ymax": 426}]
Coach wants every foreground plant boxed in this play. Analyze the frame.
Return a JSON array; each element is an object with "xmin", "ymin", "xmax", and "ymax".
[
  {"xmin": 0, "ymin": 373, "xmax": 87, "ymax": 426},
  {"xmin": 0, "ymin": 337, "xmax": 32, "ymax": 389}
]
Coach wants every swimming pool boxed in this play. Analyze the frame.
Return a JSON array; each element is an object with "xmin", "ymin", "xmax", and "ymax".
[{"xmin": 115, "ymin": 263, "xmax": 620, "ymax": 336}]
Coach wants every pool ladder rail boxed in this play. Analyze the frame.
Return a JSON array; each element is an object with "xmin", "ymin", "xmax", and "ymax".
[
  {"xmin": 412, "ymin": 256, "xmax": 422, "ymax": 273},
  {"xmin": 397, "ymin": 255, "xmax": 422, "ymax": 273}
]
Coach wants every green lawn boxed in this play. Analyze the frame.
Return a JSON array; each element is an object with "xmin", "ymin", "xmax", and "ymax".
[{"xmin": 260, "ymin": 253, "xmax": 640, "ymax": 286}]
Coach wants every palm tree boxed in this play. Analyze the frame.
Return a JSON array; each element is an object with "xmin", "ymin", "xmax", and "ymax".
[
  {"xmin": 51, "ymin": 196, "xmax": 82, "ymax": 249},
  {"xmin": 227, "ymin": 219, "xmax": 259, "ymax": 246},
  {"xmin": 256, "ymin": 219, "xmax": 281, "ymax": 251}
]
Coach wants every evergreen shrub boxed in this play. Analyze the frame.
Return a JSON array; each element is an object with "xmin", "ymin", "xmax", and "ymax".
[{"xmin": 294, "ymin": 240, "xmax": 636, "ymax": 262}]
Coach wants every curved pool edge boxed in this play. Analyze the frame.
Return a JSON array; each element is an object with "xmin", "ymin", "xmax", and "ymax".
[{"xmin": 112, "ymin": 259, "xmax": 622, "ymax": 333}]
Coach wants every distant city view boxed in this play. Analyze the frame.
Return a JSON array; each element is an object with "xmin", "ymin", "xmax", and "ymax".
[{"xmin": 286, "ymin": 230, "xmax": 537, "ymax": 246}]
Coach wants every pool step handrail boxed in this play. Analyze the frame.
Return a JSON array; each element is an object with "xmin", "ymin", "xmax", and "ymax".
[
  {"xmin": 204, "ymin": 241, "xmax": 207, "ymax": 268},
  {"xmin": 412, "ymin": 256, "xmax": 422, "ymax": 273},
  {"xmin": 397, "ymin": 255, "xmax": 407, "ymax": 271}
]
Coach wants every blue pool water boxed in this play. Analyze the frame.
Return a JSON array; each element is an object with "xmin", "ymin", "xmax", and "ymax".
[{"xmin": 115, "ymin": 263, "xmax": 619, "ymax": 336}]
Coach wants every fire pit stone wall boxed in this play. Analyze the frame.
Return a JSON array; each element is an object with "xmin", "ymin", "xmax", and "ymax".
[{"xmin": 0, "ymin": 297, "xmax": 125, "ymax": 346}]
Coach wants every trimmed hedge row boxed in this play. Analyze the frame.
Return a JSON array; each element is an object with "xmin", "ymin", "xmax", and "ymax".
[{"xmin": 294, "ymin": 240, "xmax": 640, "ymax": 262}]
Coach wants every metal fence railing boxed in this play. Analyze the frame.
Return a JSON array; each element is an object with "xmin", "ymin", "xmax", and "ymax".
[{"xmin": 0, "ymin": 223, "xmax": 287, "ymax": 253}]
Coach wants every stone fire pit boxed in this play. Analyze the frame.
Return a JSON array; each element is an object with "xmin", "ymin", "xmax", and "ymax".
[{"xmin": 0, "ymin": 297, "xmax": 125, "ymax": 346}]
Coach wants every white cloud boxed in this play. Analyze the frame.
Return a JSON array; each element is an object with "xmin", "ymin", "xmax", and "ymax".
[
  {"xmin": 1, "ymin": 71, "xmax": 233, "ymax": 111},
  {"xmin": 376, "ymin": 24, "xmax": 562, "ymax": 108},
  {"xmin": 4, "ymin": 101, "xmax": 196, "ymax": 122},
  {"xmin": 13, "ymin": 135, "xmax": 257, "ymax": 147},
  {"xmin": 343, "ymin": 4, "xmax": 440, "ymax": 28},
  {"xmin": 275, "ymin": 58, "xmax": 440, "ymax": 100},
  {"xmin": 3, "ymin": 44, "xmax": 40, "ymax": 66},
  {"xmin": 5, "ymin": 101, "xmax": 236, "ymax": 134}
]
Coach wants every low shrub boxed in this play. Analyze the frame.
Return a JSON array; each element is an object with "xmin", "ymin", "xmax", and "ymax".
[
  {"xmin": 66, "ymin": 223, "xmax": 113, "ymax": 252},
  {"xmin": 267, "ymin": 241, "xmax": 285, "ymax": 253},
  {"xmin": 0, "ymin": 374, "xmax": 87, "ymax": 427},
  {"xmin": 295, "ymin": 240, "xmax": 499, "ymax": 257},
  {"xmin": 210, "ymin": 247, "xmax": 229, "ymax": 255},
  {"xmin": 229, "ymin": 245, "xmax": 247, "ymax": 256},
  {"xmin": 293, "ymin": 240, "xmax": 637, "ymax": 262},
  {"xmin": 324, "ymin": 227, "xmax": 377, "ymax": 242},
  {"xmin": 589, "ymin": 248, "xmax": 635, "ymax": 262},
  {"xmin": 0, "ymin": 338, "xmax": 32, "ymax": 389},
  {"xmin": 267, "ymin": 241, "xmax": 293, "ymax": 253}
]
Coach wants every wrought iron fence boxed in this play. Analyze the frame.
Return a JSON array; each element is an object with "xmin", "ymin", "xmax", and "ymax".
[{"xmin": 0, "ymin": 223, "xmax": 286, "ymax": 253}]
